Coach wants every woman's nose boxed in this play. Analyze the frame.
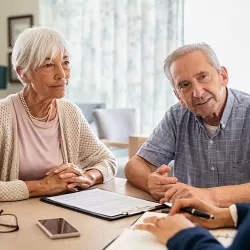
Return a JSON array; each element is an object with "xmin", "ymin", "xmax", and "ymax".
[{"xmin": 54, "ymin": 65, "xmax": 66, "ymax": 80}]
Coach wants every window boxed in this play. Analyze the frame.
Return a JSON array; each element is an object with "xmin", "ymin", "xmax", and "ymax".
[{"xmin": 40, "ymin": 0, "xmax": 184, "ymax": 133}]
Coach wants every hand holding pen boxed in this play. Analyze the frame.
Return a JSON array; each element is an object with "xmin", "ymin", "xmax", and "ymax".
[
  {"xmin": 136, "ymin": 198, "xmax": 234, "ymax": 245},
  {"xmin": 163, "ymin": 202, "xmax": 214, "ymax": 219},
  {"xmin": 162, "ymin": 199, "xmax": 234, "ymax": 230}
]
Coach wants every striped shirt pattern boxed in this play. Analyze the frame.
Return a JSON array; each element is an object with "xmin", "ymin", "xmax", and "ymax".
[{"xmin": 138, "ymin": 88, "xmax": 250, "ymax": 188}]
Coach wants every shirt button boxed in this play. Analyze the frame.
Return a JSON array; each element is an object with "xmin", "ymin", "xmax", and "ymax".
[
  {"xmin": 211, "ymin": 166, "xmax": 215, "ymax": 171},
  {"xmin": 209, "ymin": 140, "xmax": 213, "ymax": 145}
]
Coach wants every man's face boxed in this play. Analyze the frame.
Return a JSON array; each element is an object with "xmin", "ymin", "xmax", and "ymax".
[{"xmin": 170, "ymin": 51, "xmax": 228, "ymax": 118}]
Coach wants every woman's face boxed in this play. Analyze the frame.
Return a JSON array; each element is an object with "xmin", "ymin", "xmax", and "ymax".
[{"xmin": 25, "ymin": 50, "xmax": 70, "ymax": 99}]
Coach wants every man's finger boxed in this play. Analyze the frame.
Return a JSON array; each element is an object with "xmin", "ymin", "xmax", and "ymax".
[
  {"xmin": 164, "ymin": 186, "xmax": 178, "ymax": 202},
  {"xmin": 150, "ymin": 191, "xmax": 166, "ymax": 200},
  {"xmin": 152, "ymin": 175, "xmax": 177, "ymax": 185},
  {"xmin": 156, "ymin": 164, "xmax": 171, "ymax": 175}
]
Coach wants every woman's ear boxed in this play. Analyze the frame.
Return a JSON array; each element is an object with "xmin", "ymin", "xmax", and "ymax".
[
  {"xmin": 16, "ymin": 67, "xmax": 22, "ymax": 77},
  {"xmin": 16, "ymin": 67, "xmax": 30, "ymax": 84}
]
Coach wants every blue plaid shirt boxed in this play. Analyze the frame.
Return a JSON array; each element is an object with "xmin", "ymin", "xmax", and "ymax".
[{"xmin": 138, "ymin": 88, "xmax": 250, "ymax": 188}]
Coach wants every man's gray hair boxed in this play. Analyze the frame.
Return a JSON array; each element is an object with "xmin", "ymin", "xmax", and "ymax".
[
  {"xmin": 12, "ymin": 26, "xmax": 69, "ymax": 85},
  {"xmin": 163, "ymin": 42, "xmax": 221, "ymax": 87}
]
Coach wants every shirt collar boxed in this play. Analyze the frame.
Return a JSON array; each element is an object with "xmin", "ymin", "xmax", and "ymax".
[
  {"xmin": 195, "ymin": 88, "xmax": 234, "ymax": 130},
  {"xmin": 220, "ymin": 88, "xmax": 234, "ymax": 129}
]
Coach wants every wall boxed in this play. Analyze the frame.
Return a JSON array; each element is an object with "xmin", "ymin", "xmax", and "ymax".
[
  {"xmin": 0, "ymin": 0, "xmax": 39, "ymax": 98},
  {"xmin": 185, "ymin": 0, "xmax": 250, "ymax": 94}
]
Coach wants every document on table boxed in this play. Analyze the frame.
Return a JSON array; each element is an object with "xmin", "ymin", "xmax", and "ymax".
[
  {"xmin": 210, "ymin": 228, "xmax": 237, "ymax": 247},
  {"xmin": 104, "ymin": 211, "xmax": 237, "ymax": 250},
  {"xmin": 40, "ymin": 188, "xmax": 163, "ymax": 220}
]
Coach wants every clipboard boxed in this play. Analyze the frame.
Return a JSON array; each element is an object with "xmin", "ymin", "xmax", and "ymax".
[{"xmin": 40, "ymin": 188, "xmax": 164, "ymax": 221}]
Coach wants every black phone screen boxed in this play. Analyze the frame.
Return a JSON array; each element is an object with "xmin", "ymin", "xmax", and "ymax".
[{"xmin": 38, "ymin": 218, "xmax": 78, "ymax": 235}]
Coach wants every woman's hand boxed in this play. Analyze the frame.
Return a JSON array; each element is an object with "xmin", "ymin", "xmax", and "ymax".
[
  {"xmin": 163, "ymin": 198, "xmax": 234, "ymax": 229},
  {"xmin": 46, "ymin": 163, "xmax": 103, "ymax": 189},
  {"xmin": 48, "ymin": 164, "xmax": 103, "ymax": 189},
  {"xmin": 67, "ymin": 169, "xmax": 104, "ymax": 190},
  {"xmin": 39, "ymin": 172, "xmax": 86, "ymax": 195},
  {"xmin": 26, "ymin": 171, "xmax": 87, "ymax": 197},
  {"xmin": 27, "ymin": 163, "xmax": 85, "ymax": 197},
  {"xmin": 46, "ymin": 163, "xmax": 83, "ymax": 177},
  {"xmin": 27, "ymin": 163, "xmax": 104, "ymax": 197},
  {"xmin": 136, "ymin": 214, "xmax": 194, "ymax": 244}
]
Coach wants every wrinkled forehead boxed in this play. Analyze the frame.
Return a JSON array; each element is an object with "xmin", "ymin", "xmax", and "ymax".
[{"xmin": 170, "ymin": 51, "xmax": 213, "ymax": 82}]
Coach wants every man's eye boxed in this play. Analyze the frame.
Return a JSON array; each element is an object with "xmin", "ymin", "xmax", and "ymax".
[
  {"xmin": 180, "ymin": 82, "xmax": 189, "ymax": 89},
  {"xmin": 198, "ymin": 74, "xmax": 209, "ymax": 81}
]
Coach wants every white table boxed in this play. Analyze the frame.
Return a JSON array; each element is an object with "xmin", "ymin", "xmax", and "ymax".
[{"xmin": 1, "ymin": 178, "xmax": 155, "ymax": 250}]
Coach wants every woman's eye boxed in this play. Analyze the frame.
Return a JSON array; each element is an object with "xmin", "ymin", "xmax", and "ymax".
[
  {"xmin": 63, "ymin": 61, "xmax": 70, "ymax": 65},
  {"xmin": 43, "ymin": 63, "xmax": 54, "ymax": 68}
]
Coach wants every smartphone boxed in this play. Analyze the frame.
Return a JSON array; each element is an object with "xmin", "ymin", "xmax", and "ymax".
[{"xmin": 37, "ymin": 218, "xmax": 80, "ymax": 239}]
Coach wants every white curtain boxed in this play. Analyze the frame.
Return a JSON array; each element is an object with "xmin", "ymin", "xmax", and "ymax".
[{"xmin": 40, "ymin": 0, "xmax": 184, "ymax": 133}]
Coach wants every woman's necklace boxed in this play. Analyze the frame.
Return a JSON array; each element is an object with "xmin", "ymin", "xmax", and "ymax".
[{"xmin": 19, "ymin": 91, "xmax": 53, "ymax": 128}]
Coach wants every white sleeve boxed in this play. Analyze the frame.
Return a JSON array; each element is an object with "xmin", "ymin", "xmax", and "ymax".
[{"xmin": 229, "ymin": 204, "xmax": 238, "ymax": 227}]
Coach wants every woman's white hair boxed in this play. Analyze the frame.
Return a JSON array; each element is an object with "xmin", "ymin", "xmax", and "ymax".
[
  {"xmin": 12, "ymin": 26, "xmax": 70, "ymax": 85},
  {"xmin": 163, "ymin": 42, "xmax": 221, "ymax": 87}
]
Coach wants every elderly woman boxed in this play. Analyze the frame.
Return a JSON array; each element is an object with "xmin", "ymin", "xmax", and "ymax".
[{"xmin": 0, "ymin": 27, "xmax": 117, "ymax": 202}]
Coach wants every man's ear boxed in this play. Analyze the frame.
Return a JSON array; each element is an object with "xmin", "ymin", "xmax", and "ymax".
[
  {"xmin": 220, "ymin": 66, "xmax": 229, "ymax": 87},
  {"xmin": 174, "ymin": 89, "xmax": 185, "ymax": 107}
]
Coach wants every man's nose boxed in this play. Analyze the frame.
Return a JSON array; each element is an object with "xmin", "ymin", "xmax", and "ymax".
[{"xmin": 192, "ymin": 83, "xmax": 204, "ymax": 98}]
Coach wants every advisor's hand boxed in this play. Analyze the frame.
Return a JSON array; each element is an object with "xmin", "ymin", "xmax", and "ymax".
[
  {"xmin": 136, "ymin": 214, "xmax": 194, "ymax": 244},
  {"xmin": 164, "ymin": 199, "xmax": 234, "ymax": 229},
  {"xmin": 148, "ymin": 165, "xmax": 177, "ymax": 200}
]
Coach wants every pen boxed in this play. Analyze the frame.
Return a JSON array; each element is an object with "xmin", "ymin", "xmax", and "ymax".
[{"xmin": 163, "ymin": 202, "xmax": 214, "ymax": 220}]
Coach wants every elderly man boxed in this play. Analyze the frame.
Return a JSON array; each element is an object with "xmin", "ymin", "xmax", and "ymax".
[{"xmin": 125, "ymin": 43, "xmax": 250, "ymax": 207}]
